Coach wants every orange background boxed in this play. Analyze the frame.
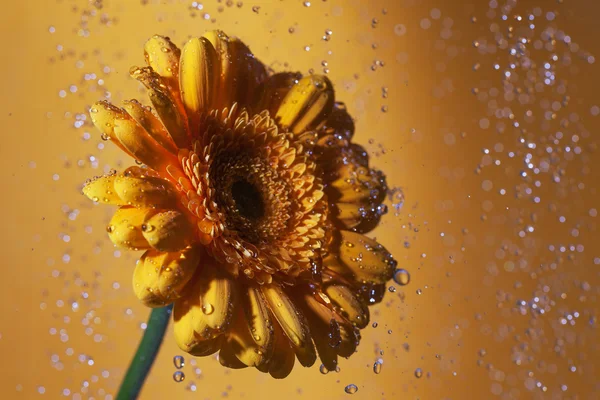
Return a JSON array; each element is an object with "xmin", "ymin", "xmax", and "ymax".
[{"xmin": 1, "ymin": 0, "xmax": 598, "ymax": 399}]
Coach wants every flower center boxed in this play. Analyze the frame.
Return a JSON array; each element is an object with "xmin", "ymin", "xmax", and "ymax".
[{"xmin": 230, "ymin": 179, "xmax": 265, "ymax": 220}]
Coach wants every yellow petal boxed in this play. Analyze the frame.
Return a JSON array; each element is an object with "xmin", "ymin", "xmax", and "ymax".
[
  {"xmin": 262, "ymin": 284, "xmax": 316, "ymax": 367},
  {"xmin": 267, "ymin": 322, "xmax": 295, "ymax": 379},
  {"xmin": 187, "ymin": 335, "xmax": 223, "ymax": 357},
  {"xmin": 228, "ymin": 311, "xmax": 266, "ymax": 367},
  {"xmin": 196, "ymin": 264, "xmax": 238, "ymax": 334},
  {"xmin": 243, "ymin": 285, "xmax": 274, "ymax": 351},
  {"xmin": 229, "ymin": 285, "xmax": 274, "ymax": 367},
  {"xmin": 329, "ymin": 230, "xmax": 395, "ymax": 284},
  {"xmin": 173, "ymin": 300, "xmax": 223, "ymax": 355},
  {"xmin": 179, "ymin": 37, "xmax": 218, "ymax": 135},
  {"xmin": 219, "ymin": 340, "xmax": 248, "ymax": 369},
  {"xmin": 301, "ymin": 292, "xmax": 358, "ymax": 359},
  {"xmin": 202, "ymin": 30, "xmax": 234, "ymax": 110},
  {"xmin": 253, "ymin": 72, "xmax": 303, "ymax": 117},
  {"xmin": 113, "ymin": 174, "xmax": 178, "ymax": 208},
  {"xmin": 299, "ymin": 295, "xmax": 338, "ymax": 371},
  {"xmin": 173, "ymin": 263, "xmax": 238, "ymax": 344},
  {"xmin": 320, "ymin": 102, "xmax": 355, "ymax": 141},
  {"xmin": 324, "ymin": 284, "xmax": 369, "ymax": 328},
  {"xmin": 227, "ymin": 37, "xmax": 267, "ymax": 109},
  {"xmin": 142, "ymin": 210, "xmax": 194, "ymax": 252},
  {"xmin": 132, "ymin": 246, "xmax": 201, "ymax": 307},
  {"xmin": 201, "ymin": 32, "xmax": 268, "ymax": 110},
  {"xmin": 82, "ymin": 173, "xmax": 122, "ymax": 204},
  {"xmin": 130, "ymin": 66, "xmax": 190, "ymax": 148},
  {"xmin": 106, "ymin": 207, "xmax": 153, "ymax": 249},
  {"xmin": 90, "ymin": 101, "xmax": 179, "ymax": 173},
  {"xmin": 173, "ymin": 263, "xmax": 237, "ymax": 354},
  {"xmin": 122, "ymin": 99, "xmax": 178, "ymax": 154},
  {"xmin": 144, "ymin": 35, "xmax": 181, "ymax": 86},
  {"xmin": 262, "ymin": 284, "xmax": 309, "ymax": 348},
  {"xmin": 332, "ymin": 202, "xmax": 362, "ymax": 229},
  {"xmin": 275, "ymin": 75, "xmax": 334, "ymax": 134},
  {"xmin": 123, "ymin": 165, "xmax": 161, "ymax": 179},
  {"xmin": 329, "ymin": 163, "xmax": 385, "ymax": 204},
  {"xmin": 336, "ymin": 322, "xmax": 359, "ymax": 358}
]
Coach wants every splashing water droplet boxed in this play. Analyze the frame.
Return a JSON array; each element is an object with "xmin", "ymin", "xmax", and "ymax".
[{"xmin": 393, "ymin": 269, "xmax": 411, "ymax": 285}]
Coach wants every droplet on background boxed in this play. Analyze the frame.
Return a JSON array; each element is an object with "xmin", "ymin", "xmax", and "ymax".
[
  {"xmin": 173, "ymin": 355, "xmax": 185, "ymax": 369},
  {"xmin": 344, "ymin": 384, "xmax": 358, "ymax": 394},
  {"xmin": 373, "ymin": 361, "xmax": 382, "ymax": 374},
  {"xmin": 173, "ymin": 371, "xmax": 185, "ymax": 382}
]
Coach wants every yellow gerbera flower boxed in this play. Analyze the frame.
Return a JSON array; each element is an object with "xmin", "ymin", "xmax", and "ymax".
[{"xmin": 84, "ymin": 30, "xmax": 397, "ymax": 378}]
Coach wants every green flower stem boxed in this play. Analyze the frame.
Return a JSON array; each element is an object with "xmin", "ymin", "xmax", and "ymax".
[{"xmin": 116, "ymin": 304, "xmax": 173, "ymax": 400}]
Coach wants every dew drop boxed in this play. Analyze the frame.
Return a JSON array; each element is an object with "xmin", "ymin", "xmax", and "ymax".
[
  {"xmin": 319, "ymin": 364, "xmax": 329, "ymax": 374},
  {"xmin": 393, "ymin": 269, "xmax": 411, "ymax": 285},
  {"xmin": 173, "ymin": 355, "xmax": 185, "ymax": 369},
  {"xmin": 344, "ymin": 384, "xmax": 358, "ymax": 394},
  {"xmin": 202, "ymin": 303, "xmax": 214, "ymax": 315},
  {"xmin": 173, "ymin": 371, "xmax": 185, "ymax": 382},
  {"xmin": 415, "ymin": 368, "xmax": 423, "ymax": 378}
]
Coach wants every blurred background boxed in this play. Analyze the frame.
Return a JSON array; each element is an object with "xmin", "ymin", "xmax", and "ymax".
[{"xmin": 1, "ymin": 0, "xmax": 598, "ymax": 398}]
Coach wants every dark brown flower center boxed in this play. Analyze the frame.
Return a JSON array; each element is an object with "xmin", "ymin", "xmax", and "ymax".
[{"xmin": 231, "ymin": 179, "xmax": 265, "ymax": 221}]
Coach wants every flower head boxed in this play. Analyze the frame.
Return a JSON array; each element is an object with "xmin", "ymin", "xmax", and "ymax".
[{"xmin": 84, "ymin": 31, "xmax": 397, "ymax": 377}]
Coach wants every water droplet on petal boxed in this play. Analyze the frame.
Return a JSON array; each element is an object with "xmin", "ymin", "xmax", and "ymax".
[{"xmin": 202, "ymin": 303, "xmax": 214, "ymax": 315}]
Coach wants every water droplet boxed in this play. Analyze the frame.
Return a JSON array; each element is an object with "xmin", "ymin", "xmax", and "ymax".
[
  {"xmin": 319, "ymin": 364, "xmax": 329, "ymax": 374},
  {"xmin": 202, "ymin": 303, "xmax": 214, "ymax": 315},
  {"xmin": 173, "ymin": 355, "xmax": 185, "ymax": 369},
  {"xmin": 173, "ymin": 371, "xmax": 185, "ymax": 382},
  {"xmin": 345, "ymin": 384, "xmax": 358, "ymax": 394},
  {"xmin": 373, "ymin": 361, "xmax": 382, "ymax": 374},
  {"xmin": 141, "ymin": 224, "xmax": 155, "ymax": 232},
  {"xmin": 414, "ymin": 368, "xmax": 423, "ymax": 378},
  {"xmin": 106, "ymin": 225, "xmax": 115, "ymax": 233},
  {"xmin": 393, "ymin": 269, "xmax": 411, "ymax": 285},
  {"xmin": 416, "ymin": 288, "xmax": 423, "ymax": 295}
]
